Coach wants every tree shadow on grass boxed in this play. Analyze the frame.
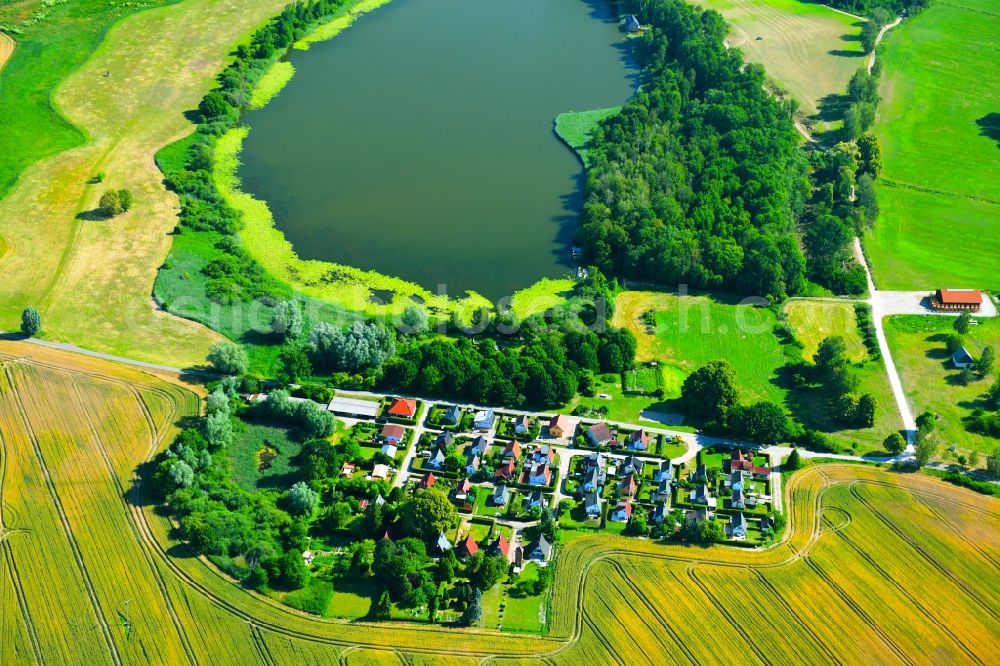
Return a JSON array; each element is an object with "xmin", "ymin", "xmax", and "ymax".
[
  {"xmin": 76, "ymin": 208, "xmax": 110, "ymax": 221},
  {"xmin": 828, "ymin": 49, "xmax": 866, "ymax": 58},
  {"xmin": 976, "ymin": 112, "xmax": 1000, "ymax": 148}
]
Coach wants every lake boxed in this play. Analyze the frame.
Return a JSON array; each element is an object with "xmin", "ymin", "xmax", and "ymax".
[{"xmin": 238, "ymin": 0, "xmax": 636, "ymax": 302}]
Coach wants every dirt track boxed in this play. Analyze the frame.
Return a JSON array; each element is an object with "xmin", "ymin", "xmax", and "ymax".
[{"xmin": 0, "ymin": 33, "xmax": 14, "ymax": 73}]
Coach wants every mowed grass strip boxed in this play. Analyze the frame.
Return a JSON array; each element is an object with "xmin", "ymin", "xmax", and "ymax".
[
  {"xmin": 688, "ymin": 0, "xmax": 864, "ymax": 127},
  {"xmin": 867, "ymin": 0, "xmax": 1000, "ymax": 290},
  {"xmin": 785, "ymin": 300, "xmax": 866, "ymax": 362},
  {"xmin": 553, "ymin": 107, "xmax": 621, "ymax": 167}
]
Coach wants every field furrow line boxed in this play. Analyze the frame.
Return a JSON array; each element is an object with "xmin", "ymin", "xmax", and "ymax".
[
  {"xmin": 605, "ymin": 559, "xmax": 697, "ymax": 665},
  {"xmin": 687, "ymin": 566, "xmax": 769, "ymax": 665},
  {"xmin": 824, "ymin": 519, "xmax": 982, "ymax": 663},
  {"xmin": 752, "ymin": 570, "xmax": 842, "ymax": 666},
  {"xmin": 850, "ymin": 483, "xmax": 1000, "ymax": 623},
  {"xmin": 803, "ymin": 557, "xmax": 911, "ymax": 665},
  {"xmin": 3, "ymin": 543, "xmax": 45, "ymax": 665},
  {"xmin": 580, "ymin": 616, "xmax": 624, "ymax": 666},
  {"xmin": 912, "ymin": 494, "xmax": 1000, "ymax": 569},
  {"xmin": 4, "ymin": 367, "xmax": 124, "ymax": 666},
  {"xmin": 72, "ymin": 382, "xmax": 197, "ymax": 666},
  {"xmin": 251, "ymin": 624, "xmax": 278, "ymax": 666}
]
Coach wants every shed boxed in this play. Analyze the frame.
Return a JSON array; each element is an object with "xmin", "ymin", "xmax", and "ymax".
[
  {"xmin": 624, "ymin": 14, "xmax": 641, "ymax": 32},
  {"xmin": 952, "ymin": 346, "xmax": 976, "ymax": 369}
]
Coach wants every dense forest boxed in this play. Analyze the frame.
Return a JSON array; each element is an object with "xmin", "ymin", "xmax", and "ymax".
[
  {"xmin": 824, "ymin": 0, "xmax": 926, "ymax": 16},
  {"xmin": 578, "ymin": 0, "xmax": 875, "ymax": 300}
]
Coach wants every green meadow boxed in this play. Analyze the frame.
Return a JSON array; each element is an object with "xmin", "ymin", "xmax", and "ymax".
[
  {"xmin": 554, "ymin": 106, "xmax": 621, "ymax": 167},
  {"xmin": 867, "ymin": 0, "xmax": 1000, "ymax": 291},
  {"xmin": 885, "ymin": 315, "xmax": 1000, "ymax": 459},
  {"xmin": 0, "ymin": 0, "xmax": 174, "ymax": 198}
]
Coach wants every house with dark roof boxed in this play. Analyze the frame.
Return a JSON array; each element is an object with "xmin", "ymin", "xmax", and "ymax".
[
  {"xmin": 434, "ymin": 431, "xmax": 454, "ymax": 449},
  {"xmin": 627, "ymin": 429, "xmax": 649, "ymax": 451},
  {"xmin": 651, "ymin": 503, "xmax": 669, "ymax": 525},
  {"xmin": 474, "ymin": 409, "xmax": 496, "ymax": 431},
  {"xmin": 654, "ymin": 460, "xmax": 673, "ymax": 483},
  {"xmin": 656, "ymin": 477, "xmax": 672, "ymax": 500},
  {"xmin": 952, "ymin": 346, "xmax": 976, "ymax": 369},
  {"xmin": 492, "ymin": 485, "xmax": 511, "ymax": 506},
  {"xmin": 380, "ymin": 424, "xmax": 405, "ymax": 445},
  {"xmin": 465, "ymin": 454, "xmax": 481, "ymax": 476},
  {"xmin": 729, "ymin": 488, "xmax": 746, "ymax": 510},
  {"xmin": 586, "ymin": 422, "xmax": 614, "ymax": 447},
  {"xmin": 470, "ymin": 435, "xmax": 490, "ymax": 457},
  {"xmin": 584, "ymin": 490, "xmax": 602, "ymax": 516},
  {"xmin": 586, "ymin": 451, "xmax": 607, "ymax": 471},
  {"xmin": 624, "ymin": 14, "xmax": 641, "ymax": 32},
  {"xmin": 620, "ymin": 454, "xmax": 644, "ymax": 477},
  {"xmin": 387, "ymin": 398, "xmax": 417, "ymax": 419},
  {"xmin": 436, "ymin": 532, "xmax": 452, "ymax": 555},
  {"xmin": 725, "ymin": 470, "xmax": 745, "ymax": 491},
  {"xmin": 427, "ymin": 448, "xmax": 447, "ymax": 469},
  {"xmin": 610, "ymin": 499, "xmax": 633, "ymax": 522},
  {"xmin": 525, "ymin": 489, "xmax": 545, "ymax": 510},
  {"xmin": 726, "ymin": 512, "xmax": 748, "ymax": 540},
  {"xmin": 514, "ymin": 415, "xmax": 532, "ymax": 435},
  {"xmin": 689, "ymin": 463, "xmax": 708, "ymax": 482},
  {"xmin": 441, "ymin": 404, "xmax": 462, "ymax": 426},
  {"xmin": 526, "ymin": 535, "xmax": 552, "ymax": 562},
  {"xmin": 582, "ymin": 465, "xmax": 604, "ymax": 493},
  {"xmin": 690, "ymin": 484, "xmax": 716, "ymax": 508}
]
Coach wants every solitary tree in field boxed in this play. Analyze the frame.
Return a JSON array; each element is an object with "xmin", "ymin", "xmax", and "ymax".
[
  {"xmin": 20, "ymin": 306, "xmax": 41, "ymax": 336},
  {"xmin": 976, "ymin": 346, "xmax": 995, "ymax": 377},
  {"xmin": 954, "ymin": 311, "xmax": 972, "ymax": 336},
  {"xmin": 99, "ymin": 189, "xmax": 133, "ymax": 217},
  {"xmin": 883, "ymin": 432, "xmax": 906, "ymax": 455},
  {"xmin": 207, "ymin": 341, "xmax": 248, "ymax": 375}
]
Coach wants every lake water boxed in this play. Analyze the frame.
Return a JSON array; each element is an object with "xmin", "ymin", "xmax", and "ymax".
[{"xmin": 238, "ymin": 0, "xmax": 636, "ymax": 301}]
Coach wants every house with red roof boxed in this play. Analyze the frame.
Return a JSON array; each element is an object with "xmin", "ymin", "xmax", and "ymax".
[
  {"xmin": 931, "ymin": 288, "xmax": 982, "ymax": 312},
  {"xmin": 618, "ymin": 473, "xmax": 637, "ymax": 498},
  {"xmin": 610, "ymin": 499, "xmax": 633, "ymax": 523},
  {"xmin": 380, "ymin": 424, "xmax": 406, "ymax": 445},
  {"xmin": 387, "ymin": 397, "xmax": 417, "ymax": 419},
  {"xmin": 496, "ymin": 460, "xmax": 517, "ymax": 480},
  {"xmin": 420, "ymin": 472, "xmax": 437, "ymax": 489},
  {"xmin": 459, "ymin": 534, "xmax": 478, "ymax": 558},
  {"xmin": 489, "ymin": 534, "xmax": 511, "ymax": 560},
  {"xmin": 501, "ymin": 440, "xmax": 522, "ymax": 460}
]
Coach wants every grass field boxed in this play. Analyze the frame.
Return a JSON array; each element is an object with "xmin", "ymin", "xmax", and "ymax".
[
  {"xmin": 885, "ymin": 314, "xmax": 1000, "ymax": 458},
  {"xmin": 0, "ymin": 0, "xmax": 297, "ymax": 368},
  {"xmin": 785, "ymin": 299, "xmax": 867, "ymax": 363},
  {"xmin": 614, "ymin": 290, "xmax": 787, "ymax": 405},
  {"xmin": 0, "ymin": 0, "xmax": 177, "ymax": 199},
  {"xmin": 689, "ymin": 0, "xmax": 865, "ymax": 130},
  {"xmin": 614, "ymin": 290, "xmax": 900, "ymax": 450},
  {"xmin": 553, "ymin": 107, "xmax": 621, "ymax": 167},
  {"xmin": 866, "ymin": 0, "xmax": 1000, "ymax": 291},
  {"xmin": 0, "ymin": 342, "xmax": 995, "ymax": 662}
]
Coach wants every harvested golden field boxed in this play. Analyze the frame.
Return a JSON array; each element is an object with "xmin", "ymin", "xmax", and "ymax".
[{"xmin": 0, "ymin": 339, "xmax": 997, "ymax": 664}]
